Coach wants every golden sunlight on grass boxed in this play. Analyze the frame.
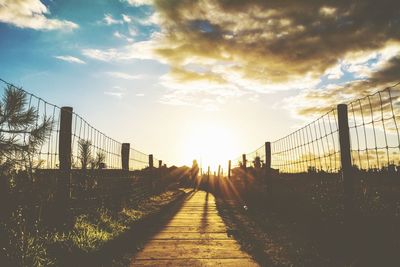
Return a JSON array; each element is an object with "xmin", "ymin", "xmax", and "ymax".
[{"xmin": 183, "ymin": 123, "xmax": 237, "ymax": 172}]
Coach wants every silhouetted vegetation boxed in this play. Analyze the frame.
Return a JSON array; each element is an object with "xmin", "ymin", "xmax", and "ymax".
[
  {"xmin": 202, "ymin": 164, "xmax": 400, "ymax": 266},
  {"xmin": 0, "ymin": 87, "xmax": 191, "ymax": 266}
]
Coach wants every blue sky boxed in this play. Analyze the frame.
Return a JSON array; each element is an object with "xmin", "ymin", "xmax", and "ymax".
[
  {"xmin": 1, "ymin": 0, "xmax": 399, "ymax": 168},
  {"xmin": 0, "ymin": 0, "xmax": 169, "ymax": 156}
]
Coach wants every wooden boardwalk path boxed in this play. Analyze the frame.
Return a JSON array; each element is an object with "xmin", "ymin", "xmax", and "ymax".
[{"xmin": 131, "ymin": 190, "xmax": 259, "ymax": 266}]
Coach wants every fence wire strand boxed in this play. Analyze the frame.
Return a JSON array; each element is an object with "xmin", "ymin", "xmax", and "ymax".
[
  {"xmin": 348, "ymin": 86, "xmax": 400, "ymax": 171},
  {"xmin": 0, "ymin": 78, "xmax": 61, "ymax": 169},
  {"xmin": 270, "ymin": 109, "xmax": 340, "ymax": 173},
  {"xmin": 229, "ymin": 83, "xmax": 400, "ymax": 174},
  {"xmin": 0, "ymin": 78, "xmax": 157, "ymax": 170}
]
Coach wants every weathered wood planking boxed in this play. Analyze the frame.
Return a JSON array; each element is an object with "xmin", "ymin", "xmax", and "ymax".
[{"xmin": 131, "ymin": 191, "xmax": 259, "ymax": 267}]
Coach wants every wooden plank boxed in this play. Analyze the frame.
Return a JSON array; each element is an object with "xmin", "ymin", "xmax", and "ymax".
[
  {"xmin": 131, "ymin": 258, "xmax": 258, "ymax": 266},
  {"xmin": 130, "ymin": 191, "xmax": 259, "ymax": 266},
  {"xmin": 151, "ymin": 232, "xmax": 230, "ymax": 240},
  {"xmin": 160, "ymin": 226, "xmax": 228, "ymax": 232},
  {"xmin": 135, "ymin": 248, "xmax": 249, "ymax": 260}
]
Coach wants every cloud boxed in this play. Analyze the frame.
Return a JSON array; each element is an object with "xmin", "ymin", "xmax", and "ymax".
[
  {"xmin": 103, "ymin": 14, "xmax": 123, "ymax": 25},
  {"xmin": 0, "ymin": 0, "xmax": 78, "ymax": 30},
  {"xmin": 104, "ymin": 86, "xmax": 126, "ymax": 98},
  {"xmin": 84, "ymin": 1, "xmax": 400, "ymax": 109},
  {"xmin": 125, "ymin": 0, "xmax": 153, "ymax": 7},
  {"xmin": 54, "ymin": 55, "xmax": 86, "ymax": 64},
  {"xmin": 122, "ymin": 14, "xmax": 132, "ymax": 23},
  {"xmin": 104, "ymin": 91, "xmax": 124, "ymax": 98},
  {"xmin": 288, "ymin": 48, "xmax": 400, "ymax": 118},
  {"xmin": 114, "ymin": 31, "xmax": 134, "ymax": 42},
  {"xmin": 82, "ymin": 48, "xmax": 121, "ymax": 61},
  {"xmin": 325, "ymin": 64, "xmax": 343, "ymax": 80},
  {"xmin": 159, "ymin": 71, "xmax": 248, "ymax": 109},
  {"xmin": 134, "ymin": 13, "xmax": 160, "ymax": 26},
  {"xmin": 148, "ymin": 0, "xmax": 400, "ymax": 90},
  {"xmin": 106, "ymin": 71, "xmax": 143, "ymax": 80},
  {"xmin": 82, "ymin": 37, "xmax": 158, "ymax": 61}
]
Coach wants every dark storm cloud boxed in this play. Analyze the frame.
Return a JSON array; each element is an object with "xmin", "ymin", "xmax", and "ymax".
[{"xmin": 151, "ymin": 0, "xmax": 400, "ymax": 84}]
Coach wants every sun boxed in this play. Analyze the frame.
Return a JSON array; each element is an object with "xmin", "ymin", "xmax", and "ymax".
[{"xmin": 183, "ymin": 123, "xmax": 237, "ymax": 173}]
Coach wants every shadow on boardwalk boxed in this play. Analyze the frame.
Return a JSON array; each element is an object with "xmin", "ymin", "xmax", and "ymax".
[{"xmin": 130, "ymin": 191, "xmax": 259, "ymax": 266}]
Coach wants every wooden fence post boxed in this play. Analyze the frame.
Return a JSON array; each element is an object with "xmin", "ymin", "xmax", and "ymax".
[
  {"xmin": 59, "ymin": 107, "xmax": 72, "ymax": 172},
  {"xmin": 121, "ymin": 143, "xmax": 130, "ymax": 171},
  {"xmin": 228, "ymin": 160, "xmax": 231, "ymax": 179},
  {"xmin": 218, "ymin": 165, "xmax": 221, "ymax": 178},
  {"xmin": 57, "ymin": 106, "xmax": 73, "ymax": 227},
  {"xmin": 159, "ymin": 160, "xmax": 162, "ymax": 168},
  {"xmin": 337, "ymin": 104, "xmax": 353, "ymax": 215},
  {"xmin": 242, "ymin": 154, "xmax": 247, "ymax": 170},
  {"xmin": 265, "ymin": 142, "xmax": 271, "ymax": 169},
  {"xmin": 337, "ymin": 103, "xmax": 354, "ymax": 254},
  {"xmin": 149, "ymin": 154, "xmax": 154, "ymax": 168}
]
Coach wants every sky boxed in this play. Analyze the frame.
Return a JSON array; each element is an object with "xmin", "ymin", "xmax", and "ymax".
[{"xmin": 0, "ymin": 0, "xmax": 400, "ymax": 169}]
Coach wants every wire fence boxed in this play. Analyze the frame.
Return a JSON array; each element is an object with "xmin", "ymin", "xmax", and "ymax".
[
  {"xmin": 271, "ymin": 109, "xmax": 340, "ymax": 173},
  {"xmin": 0, "ymin": 78, "xmax": 61, "ymax": 169},
  {"xmin": 71, "ymin": 113, "xmax": 122, "ymax": 169},
  {"xmin": 231, "ymin": 156, "xmax": 242, "ymax": 169},
  {"xmin": 228, "ymin": 83, "xmax": 400, "ymax": 174},
  {"xmin": 130, "ymin": 148, "xmax": 149, "ymax": 170},
  {"xmin": 246, "ymin": 143, "xmax": 266, "ymax": 168},
  {"xmin": 348, "ymin": 87, "xmax": 400, "ymax": 171},
  {"xmin": 0, "ymin": 78, "xmax": 158, "ymax": 171}
]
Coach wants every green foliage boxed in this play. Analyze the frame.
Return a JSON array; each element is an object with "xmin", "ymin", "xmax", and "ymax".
[
  {"xmin": 92, "ymin": 152, "xmax": 106, "ymax": 169},
  {"xmin": 78, "ymin": 139, "xmax": 106, "ymax": 170},
  {"xmin": 0, "ymin": 86, "xmax": 54, "ymax": 266},
  {"xmin": 0, "ymin": 85, "xmax": 53, "ymax": 173},
  {"xmin": 1, "ymin": 207, "xmax": 55, "ymax": 267},
  {"xmin": 51, "ymin": 190, "xmax": 180, "ymax": 254},
  {"xmin": 78, "ymin": 140, "xmax": 92, "ymax": 170}
]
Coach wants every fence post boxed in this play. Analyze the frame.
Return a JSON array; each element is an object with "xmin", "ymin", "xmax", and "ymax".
[
  {"xmin": 242, "ymin": 154, "xmax": 247, "ymax": 170},
  {"xmin": 121, "ymin": 143, "xmax": 130, "ymax": 171},
  {"xmin": 159, "ymin": 160, "xmax": 162, "ymax": 168},
  {"xmin": 337, "ymin": 104, "xmax": 353, "ymax": 213},
  {"xmin": 228, "ymin": 160, "xmax": 231, "ymax": 179},
  {"xmin": 337, "ymin": 104, "xmax": 354, "ymax": 251},
  {"xmin": 218, "ymin": 165, "xmax": 221, "ymax": 178},
  {"xmin": 59, "ymin": 107, "xmax": 72, "ymax": 171},
  {"xmin": 265, "ymin": 142, "xmax": 271, "ymax": 169},
  {"xmin": 57, "ymin": 106, "xmax": 73, "ymax": 227},
  {"xmin": 149, "ymin": 154, "xmax": 154, "ymax": 168}
]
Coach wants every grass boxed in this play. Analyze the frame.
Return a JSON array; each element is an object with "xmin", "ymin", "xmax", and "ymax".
[
  {"xmin": 2, "ymin": 189, "xmax": 184, "ymax": 266},
  {"xmin": 63, "ymin": 190, "xmax": 182, "ymax": 253}
]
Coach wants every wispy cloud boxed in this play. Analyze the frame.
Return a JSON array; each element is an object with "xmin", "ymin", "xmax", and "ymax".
[
  {"xmin": 122, "ymin": 14, "xmax": 131, "ymax": 23},
  {"xmin": 103, "ymin": 14, "xmax": 123, "ymax": 25},
  {"xmin": 124, "ymin": 0, "xmax": 153, "ymax": 7},
  {"xmin": 54, "ymin": 55, "xmax": 86, "ymax": 64},
  {"xmin": 114, "ymin": 31, "xmax": 134, "ymax": 42},
  {"xmin": 0, "ymin": 0, "xmax": 78, "ymax": 30},
  {"xmin": 106, "ymin": 71, "xmax": 143, "ymax": 80},
  {"xmin": 104, "ymin": 86, "xmax": 126, "ymax": 98},
  {"xmin": 82, "ymin": 48, "xmax": 121, "ymax": 61},
  {"xmin": 82, "ymin": 37, "xmax": 158, "ymax": 62},
  {"xmin": 286, "ymin": 44, "xmax": 400, "ymax": 119},
  {"xmin": 104, "ymin": 91, "xmax": 124, "ymax": 98}
]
